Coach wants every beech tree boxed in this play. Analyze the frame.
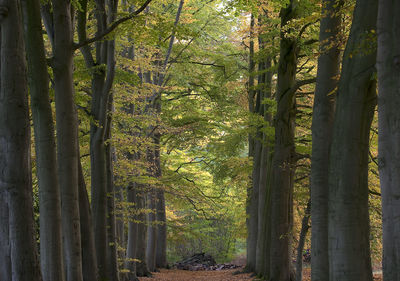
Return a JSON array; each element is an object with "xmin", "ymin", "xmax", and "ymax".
[
  {"xmin": 377, "ymin": 0, "xmax": 400, "ymax": 280},
  {"xmin": 0, "ymin": 0, "xmax": 42, "ymax": 280},
  {"xmin": 310, "ymin": 0, "xmax": 342, "ymax": 280},
  {"xmin": 327, "ymin": 0, "xmax": 377, "ymax": 279}
]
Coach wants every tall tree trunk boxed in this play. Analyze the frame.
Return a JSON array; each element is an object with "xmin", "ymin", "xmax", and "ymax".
[
  {"xmin": 106, "ymin": 94, "xmax": 120, "ymax": 281},
  {"xmin": 268, "ymin": 2, "xmax": 298, "ymax": 280},
  {"xmin": 246, "ymin": 13, "xmax": 256, "ymax": 272},
  {"xmin": 377, "ymin": 1, "xmax": 400, "ymax": 280},
  {"xmin": 155, "ymin": 188, "xmax": 167, "ymax": 268},
  {"xmin": 146, "ymin": 149, "xmax": 158, "ymax": 272},
  {"xmin": 328, "ymin": 0, "xmax": 377, "ymax": 280},
  {"xmin": 255, "ymin": 15, "xmax": 274, "ymax": 273},
  {"xmin": 0, "ymin": 1, "xmax": 42, "ymax": 279},
  {"xmin": 155, "ymin": 135, "xmax": 167, "ymax": 268},
  {"xmin": 78, "ymin": 158, "xmax": 99, "ymax": 281},
  {"xmin": 0, "ymin": 27, "xmax": 10, "ymax": 281},
  {"xmin": 50, "ymin": 0, "xmax": 83, "ymax": 277},
  {"xmin": 310, "ymin": 1, "xmax": 342, "ymax": 280},
  {"xmin": 22, "ymin": 0, "xmax": 65, "ymax": 280}
]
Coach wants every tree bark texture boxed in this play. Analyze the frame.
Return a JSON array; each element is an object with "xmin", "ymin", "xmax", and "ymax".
[
  {"xmin": 268, "ymin": 2, "xmax": 298, "ymax": 280},
  {"xmin": 0, "ymin": 1, "xmax": 42, "ymax": 279},
  {"xmin": 134, "ymin": 184, "xmax": 152, "ymax": 277},
  {"xmin": 310, "ymin": 1, "xmax": 342, "ymax": 280},
  {"xmin": 377, "ymin": 1, "xmax": 400, "ymax": 280},
  {"xmin": 328, "ymin": 0, "xmax": 377, "ymax": 280},
  {"xmin": 0, "ymin": 192, "xmax": 11, "ymax": 281},
  {"xmin": 255, "ymin": 17, "xmax": 274, "ymax": 273},
  {"xmin": 50, "ymin": 0, "xmax": 83, "ymax": 279},
  {"xmin": 295, "ymin": 201, "xmax": 311, "ymax": 281},
  {"xmin": 246, "ymin": 13, "xmax": 256, "ymax": 272},
  {"xmin": 125, "ymin": 186, "xmax": 139, "ymax": 281},
  {"xmin": 78, "ymin": 159, "xmax": 99, "ymax": 281},
  {"xmin": 22, "ymin": 0, "xmax": 65, "ymax": 280}
]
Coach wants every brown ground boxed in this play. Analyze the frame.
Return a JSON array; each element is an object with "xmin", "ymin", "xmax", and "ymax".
[
  {"xmin": 139, "ymin": 268, "xmax": 383, "ymax": 281},
  {"xmin": 138, "ymin": 268, "xmax": 253, "ymax": 281}
]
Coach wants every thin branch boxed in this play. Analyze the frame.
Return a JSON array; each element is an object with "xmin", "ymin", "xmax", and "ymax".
[{"xmin": 74, "ymin": 0, "xmax": 153, "ymax": 50}]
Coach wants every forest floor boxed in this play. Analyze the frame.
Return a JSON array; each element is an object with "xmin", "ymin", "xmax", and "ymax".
[{"xmin": 138, "ymin": 268, "xmax": 383, "ymax": 281}]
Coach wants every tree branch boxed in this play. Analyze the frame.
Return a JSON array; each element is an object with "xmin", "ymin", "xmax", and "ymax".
[{"xmin": 74, "ymin": 0, "xmax": 153, "ymax": 50}]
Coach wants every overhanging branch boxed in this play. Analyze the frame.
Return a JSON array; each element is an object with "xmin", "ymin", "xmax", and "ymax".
[{"xmin": 74, "ymin": 0, "xmax": 153, "ymax": 50}]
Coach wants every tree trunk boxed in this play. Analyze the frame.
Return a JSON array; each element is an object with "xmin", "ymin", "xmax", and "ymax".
[
  {"xmin": 155, "ymin": 135, "xmax": 167, "ymax": 268},
  {"xmin": 246, "ymin": 13, "xmax": 256, "ymax": 272},
  {"xmin": 106, "ymin": 94, "xmax": 120, "ymax": 281},
  {"xmin": 135, "ymin": 184, "xmax": 152, "ymax": 277},
  {"xmin": 255, "ymin": 17, "xmax": 274, "ymax": 273},
  {"xmin": 78, "ymin": 158, "xmax": 99, "ymax": 281},
  {"xmin": 0, "ymin": 192, "xmax": 11, "ymax": 281},
  {"xmin": 125, "ymin": 186, "xmax": 139, "ymax": 281},
  {"xmin": 146, "ymin": 182, "xmax": 158, "ymax": 272},
  {"xmin": 50, "ymin": 0, "xmax": 83, "ymax": 278},
  {"xmin": 295, "ymin": 201, "xmax": 311, "ymax": 281},
  {"xmin": 22, "ymin": 0, "xmax": 65, "ymax": 280},
  {"xmin": 310, "ymin": 1, "xmax": 342, "ymax": 280},
  {"xmin": 155, "ymin": 188, "xmax": 167, "ymax": 268},
  {"xmin": 328, "ymin": 0, "xmax": 377, "ymax": 280},
  {"xmin": 0, "ymin": 1, "xmax": 42, "ymax": 279},
  {"xmin": 377, "ymin": 1, "xmax": 400, "ymax": 280},
  {"xmin": 268, "ymin": 2, "xmax": 298, "ymax": 280}
]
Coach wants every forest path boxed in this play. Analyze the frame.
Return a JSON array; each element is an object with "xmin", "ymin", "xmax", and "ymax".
[{"xmin": 138, "ymin": 268, "xmax": 254, "ymax": 281}]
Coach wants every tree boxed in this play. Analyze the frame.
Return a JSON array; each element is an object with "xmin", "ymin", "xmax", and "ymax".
[
  {"xmin": 42, "ymin": 0, "xmax": 84, "ymax": 278},
  {"xmin": 327, "ymin": 0, "xmax": 377, "ymax": 279},
  {"xmin": 22, "ymin": 0, "xmax": 65, "ymax": 279},
  {"xmin": 310, "ymin": 0, "xmax": 342, "ymax": 280},
  {"xmin": 377, "ymin": 1, "xmax": 400, "ymax": 280},
  {"xmin": 0, "ymin": 0, "xmax": 42, "ymax": 280}
]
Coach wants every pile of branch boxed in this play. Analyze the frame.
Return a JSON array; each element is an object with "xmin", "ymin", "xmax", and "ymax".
[{"xmin": 174, "ymin": 253, "xmax": 240, "ymax": 271}]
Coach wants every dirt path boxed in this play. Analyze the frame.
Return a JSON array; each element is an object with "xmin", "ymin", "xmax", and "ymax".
[
  {"xmin": 139, "ymin": 268, "xmax": 382, "ymax": 281},
  {"xmin": 138, "ymin": 268, "xmax": 254, "ymax": 281}
]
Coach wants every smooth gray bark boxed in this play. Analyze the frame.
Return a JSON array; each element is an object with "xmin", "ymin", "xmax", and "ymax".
[
  {"xmin": 106, "ymin": 96, "xmax": 120, "ymax": 281},
  {"xmin": 310, "ymin": 1, "xmax": 342, "ymax": 281},
  {"xmin": 78, "ymin": 159, "xmax": 99, "ymax": 281},
  {"xmin": 0, "ymin": 1, "xmax": 42, "ymax": 279},
  {"xmin": 268, "ymin": 2, "xmax": 298, "ymax": 280},
  {"xmin": 377, "ymin": 1, "xmax": 400, "ymax": 280},
  {"xmin": 125, "ymin": 186, "xmax": 139, "ymax": 281},
  {"xmin": 146, "ymin": 190, "xmax": 157, "ymax": 272},
  {"xmin": 135, "ymin": 184, "xmax": 152, "ymax": 277},
  {"xmin": 255, "ymin": 18, "xmax": 274, "ymax": 273},
  {"xmin": 246, "ymin": 14, "xmax": 256, "ymax": 272},
  {"xmin": 22, "ymin": 0, "xmax": 65, "ymax": 280},
  {"xmin": 50, "ymin": 0, "xmax": 83, "ymax": 279},
  {"xmin": 0, "ymin": 192, "xmax": 11, "ymax": 281},
  {"xmin": 328, "ymin": 0, "xmax": 377, "ymax": 280},
  {"xmin": 155, "ymin": 187, "xmax": 167, "ymax": 268},
  {"xmin": 77, "ymin": 0, "xmax": 119, "ymax": 278}
]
